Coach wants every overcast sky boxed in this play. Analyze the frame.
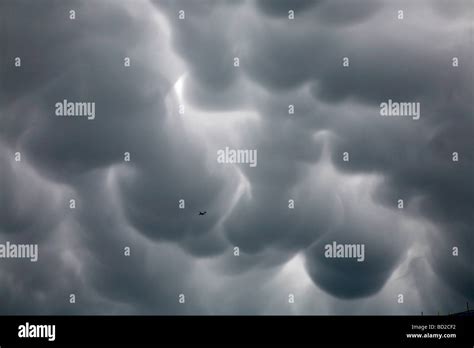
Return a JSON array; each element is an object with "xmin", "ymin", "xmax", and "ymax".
[{"xmin": 0, "ymin": 0, "xmax": 472, "ymax": 314}]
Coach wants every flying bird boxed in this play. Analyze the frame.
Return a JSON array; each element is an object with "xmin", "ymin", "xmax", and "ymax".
[{"xmin": 198, "ymin": 211, "xmax": 207, "ymax": 216}]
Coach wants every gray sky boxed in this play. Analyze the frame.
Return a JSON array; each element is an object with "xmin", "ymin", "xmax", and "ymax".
[{"xmin": 0, "ymin": 0, "xmax": 472, "ymax": 314}]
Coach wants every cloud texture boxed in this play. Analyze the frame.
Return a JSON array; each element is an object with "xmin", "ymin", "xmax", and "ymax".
[{"xmin": 0, "ymin": 0, "xmax": 472, "ymax": 314}]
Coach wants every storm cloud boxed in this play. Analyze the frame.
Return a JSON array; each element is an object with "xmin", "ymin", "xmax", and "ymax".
[{"xmin": 0, "ymin": 0, "xmax": 472, "ymax": 314}]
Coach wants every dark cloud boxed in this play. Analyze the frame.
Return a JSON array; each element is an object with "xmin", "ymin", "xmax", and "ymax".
[
  {"xmin": 154, "ymin": 0, "xmax": 473, "ymax": 305},
  {"xmin": 304, "ymin": 204, "xmax": 409, "ymax": 298},
  {"xmin": 0, "ymin": 0, "xmax": 472, "ymax": 314}
]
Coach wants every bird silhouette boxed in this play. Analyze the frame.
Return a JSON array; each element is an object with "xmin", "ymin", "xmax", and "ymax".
[{"xmin": 198, "ymin": 211, "xmax": 207, "ymax": 216}]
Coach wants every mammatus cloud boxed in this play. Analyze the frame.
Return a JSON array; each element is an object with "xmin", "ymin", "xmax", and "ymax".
[{"xmin": 0, "ymin": 0, "xmax": 472, "ymax": 314}]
